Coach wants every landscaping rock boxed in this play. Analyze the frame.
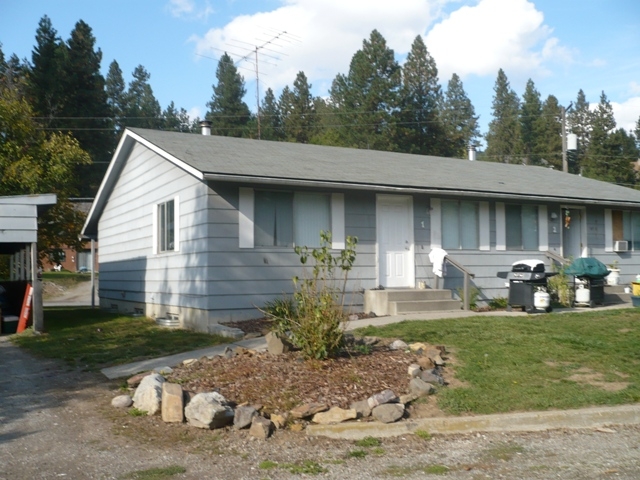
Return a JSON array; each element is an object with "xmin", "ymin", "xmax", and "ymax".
[
  {"xmin": 389, "ymin": 339, "xmax": 408, "ymax": 350},
  {"xmin": 289, "ymin": 423, "xmax": 305, "ymax": 432},
  {"xmin": 420, "ymin": 369, "xmax": 445, "ymax": 385},
  {"xmin": 408, "ymin": 342, "xmax": 430, "ymax": 353},
  {"xmin": 270, "ymin": 413, "xmax": 289, "ymax": 429},
  {"xmin": 426, "ymin": 348, "xmax": 445, "ymax": 366},
  {"xmin": 399, "ymin": 392, "xmax": 419, "ymax": 405},
  {"xmin": 367, "ymin": 389, "xmax": 398, "ymax": 409},
  {"xmin": 408, "ymin": 363, "xmax": 421, "ymax": 378},
  {"xmin": 222, "ymin": 346, "xmax": 234, "ymax": 359},
  {"xmin": 249, "ymin": 416, "xmax": 272, "ymax": 439},
  {"xmin": 161, "ymin": 383, "xmax": 184, "ymax": 423},
  {"xmin": 417, "ymin": 355, "xmax": 435, "ymax": 369},
  {"xmin": 348, "ymin": 313, "xmax": 359, "ymax": 321},
  {"xmin": 111, "ymin": 394, "xmax": 132, "ymax": 408},
  {"xmin": 182, "ymin": 358, "xmax": 197, "ymax": 366},
  {"xmin": 311, "ymin": 407, "xmax": 357, "ymax": 424},
  {"xmin": 350, "ymin": 399, "xmax": 372, "ymax": 418},
  {"xmin": 290, "ymin": 402, "xmax": 329, "ymax": 419},
  {"xmin": 184, "ymin": 392, "xmax": 234, "ymax": 429},
  {"xmin": 409, "ymin": 377, "xmax": 436, "ymax": 397},
  {"xmin": 208, "ymin": 323, "xmax": 244, "ymax": 340},
  {"xmin": 265, "ymin": 331, "xmax": 294, "ymax": 355},
  {"xmin": 372, "ymin": 403, "xmax": 405, "ymax": 423},
  {"xmin": 361, "ymin": 336, "xmax": 380, "ymax": 346},
  {"xmin": 132, "ymin": 373, "xmax": 165, "ymax": 415},
  {"xmin": 154, "ymin": 366, "xmax": 173, "ymax": 375},
  {"xmin": 234, "ymin": 405, "xmax": 258, "ymax": 429},
  {"xmin": 126, "ymin": 371, "xmax": 151, "ymax": 388}
]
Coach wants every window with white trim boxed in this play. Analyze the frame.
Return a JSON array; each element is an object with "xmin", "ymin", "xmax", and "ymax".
[
  {"xmin": 254, "ymin": 190, "xmax": 331, "ymax": 247},
  {"xmin": 442, "ymin": 200, "xmax": 479, "ymax": 250},
  {"xmin": 158, "ymin": 199, "xmax": 175, "ymax": 252},
  {"xmin": 613, "ymin": 210, "xmax": 640, "ymax": 250},
  {"xmin": 505, "ymin": 204, "xmax": 539, "ymax": 250},
  {"xmin": 240, "ymin": 189, "xmax": 344, "ymax": 249}
]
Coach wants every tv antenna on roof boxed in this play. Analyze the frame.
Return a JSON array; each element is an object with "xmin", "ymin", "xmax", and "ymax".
[{"xmin": 226, "ymin": 30, "xmax": 301, "ymax": 139}]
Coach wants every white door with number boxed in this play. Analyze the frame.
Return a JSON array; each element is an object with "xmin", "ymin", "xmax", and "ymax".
[{"xmin": 377, "ymin": 195, "xmax": 414, "ymax": 288}]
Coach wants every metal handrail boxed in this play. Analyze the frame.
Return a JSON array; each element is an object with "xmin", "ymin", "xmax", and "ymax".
[
  {"xmin": 440, "ymin": 256, "xmax": 476, "ymax": 311},
  {"xmin": 544, "ymin": 250, "xmax": 570, "ymax": 268}
]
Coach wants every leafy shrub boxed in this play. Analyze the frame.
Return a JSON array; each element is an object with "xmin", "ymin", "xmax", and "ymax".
[
  {"xmin": 488, "ymin": 296, "xmax": 508, "ymax": 310},
  {"xmin": 456, "ymin": 286, "xmax": 481, "ymax": 310},
  {"xmin": 547, "ymin": 263, "xmax": 572, "ymax": 307},
  {"xmin": 268, "ymin": 231, "xmax": 358, "ymax": 360}
]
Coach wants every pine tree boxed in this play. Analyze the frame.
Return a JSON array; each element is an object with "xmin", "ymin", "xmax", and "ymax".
[
  {"xmin": 206, "ymin": 52, "xmax": 251, "ymax": 137},
  {"xmin": 535, "ymin": 95, "xmax": 562, "ymax": 169},
  {"xmin": 105, "ymin": 60, "xmax": 127, "ymax": 132},
  {"xmin": 125, "ymin": 65, "xmax": 162, "ymax": 129},
  {"xmin": 568, "ymin": 89, "xmax": 591, "ymax": 173},
  {"xmin": 583, "ymin": 91, "xmax": 635, "ymax": 184},
  {"xmin": 485, "ymin": 69, "xmax": 522, "ymax": 163},
  {"xmin": 281, "ymin": 71, "xmax": 316, "ymax": 143},
  {"xmin": 440, "ymin": 73, "xmax": 479, "ymax": 158},
  {"xmin": 520, "ymin": 79, "xmax": 542, "ymax": 165},
  {"xmin": 396, "ymin": 36, "xmax": 444, "ymax": 155},
  {"xmin": 28, "ymin": 16, "xmax": 66, "ymax": 124},
  {"xmin": 259, "ymin": 87, "xmax": 283, "ymax": 141},
  {"xmin": 162, "ymin": 101, "xmax": 191, "ymax": 132},
  {"xmin": 329, "ymin": 30, "xmax": 401, "ymax": 151}
]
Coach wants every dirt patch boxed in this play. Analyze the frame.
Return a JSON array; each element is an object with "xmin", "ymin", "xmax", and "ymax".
[{"xmin": 567, "ymin": 370, "xmax": 630, "ymax": 392}]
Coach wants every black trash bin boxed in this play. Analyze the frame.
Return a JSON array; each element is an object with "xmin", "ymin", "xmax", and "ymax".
[{"xmin": 505, "ymin": 260, "xmax": 557, "ymax": 313}]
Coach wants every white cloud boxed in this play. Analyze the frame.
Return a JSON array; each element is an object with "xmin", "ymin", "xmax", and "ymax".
[
  {"xmin": 190, "ymin": 0, "xmax": 442, "ymax": 98},
  {"xmin": 167, "ymin": 0, "xmax": 214, "ymax": 21},
  {"xmin": 611, "ymin": 97, "xmax": 640, "ymax": 133},
  {"xmin": 629, "ymin": 81, "xmax": 640, "ymax": 95},
  {"xmin": 426, "ymin": 0, "xmax": 570, "ymax": 80}
]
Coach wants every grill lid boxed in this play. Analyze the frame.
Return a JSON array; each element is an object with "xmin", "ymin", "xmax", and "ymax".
[{"xmin": 511, "ymin": 259, "xmax": 545, "ymax": 272}]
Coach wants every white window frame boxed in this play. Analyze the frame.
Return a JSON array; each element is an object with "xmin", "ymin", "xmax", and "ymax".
[
  {"xmin": 238, "ymin": 188, "xmax": 345, "ymax": 249},
  {"xmin": 153, "ymin": 196, "xmax": 179, "ymax": 254}
]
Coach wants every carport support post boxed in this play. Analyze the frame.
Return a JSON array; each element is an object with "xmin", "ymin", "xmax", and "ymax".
[{"xmin": 30, "ymin": 242, "xmax": 44, "ymax": 333}]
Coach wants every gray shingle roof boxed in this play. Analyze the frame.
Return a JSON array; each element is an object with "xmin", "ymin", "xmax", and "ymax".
[{"xmin": 129, "ymin": 127, "xmax": 640, "ymax": 206}]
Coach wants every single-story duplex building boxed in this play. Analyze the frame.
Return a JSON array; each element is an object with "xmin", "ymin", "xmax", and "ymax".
[{"xmin": 81, "ymin": 127, "xmax": 640, "ymax": 331}]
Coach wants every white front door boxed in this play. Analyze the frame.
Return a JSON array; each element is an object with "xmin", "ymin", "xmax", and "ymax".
[{"xmin": 377, "ymin": 195, "xmax": 414, "ymax": 288}]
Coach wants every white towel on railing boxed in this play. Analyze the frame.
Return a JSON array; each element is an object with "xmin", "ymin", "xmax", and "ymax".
[{"xmin": 429, "ymin": 248, "xmax": 448, "ymax": 278}]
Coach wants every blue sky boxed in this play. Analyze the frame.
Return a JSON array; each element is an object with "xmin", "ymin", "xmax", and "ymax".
[{"xmin": 2, "ymin": 0, "xmax": 639, "ymax": 145}]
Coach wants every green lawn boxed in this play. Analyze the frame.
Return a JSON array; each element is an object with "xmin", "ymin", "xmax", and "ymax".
[
  {"xmin": 11, "ymin": 307, "xmax": 228, "ymax": 371},
  {"xmin": 354, "ymin": 309, "xmax": 640, "ymax": 415}
]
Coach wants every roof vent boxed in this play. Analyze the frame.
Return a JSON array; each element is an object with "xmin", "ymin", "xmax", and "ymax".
[{"xmin": 199, "ymin": 120, "xmax": 212, "ymax": 136}]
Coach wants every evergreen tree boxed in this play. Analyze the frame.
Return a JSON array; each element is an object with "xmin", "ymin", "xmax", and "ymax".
[
  {"xmin": 281, "ymin": 71, "xmax": 316, "ymax": 143},
  {"xmin": 567, "ymin": 89, "xmax": 591, "ymax": 173},
  {"xmin": 124, "ymin": 65, "xmax": 162, "ymax": 129},
  {"xmin": 396, "ymin": 36, "xmax": 444, "ymax": 155},
  {"xmin": 440, "ymin": 73, "xmax": 480, "ymax": 158},
  {"xmin": 62, "ymin": 20, "xmax": 113, "ymax": 196},
  {"xmin": 535, "ymin": 95, "xmax": 562, "ymax": 169},
  {"xmin": 485, "ymin": 69, "xmax": 522, "ymax": 163},
  {"xmin": 206, "ymin": 52, "xmax": 251, "ymax": 137},
  {"xmin": 27, "ymin": 15, "xmax": 66, "ymax": 124},
  {"xmin": 260, "ymin": 87, "xmax": 283, "ymax": 141},
  {"xmin": 520, "ymin": 79, "xmax": 542, "ymax": 165},
  {"xmin": 329, "ymin": 30, "xmax": 401, "ymax": 151},
  {"xmin": 105, "ymin": 60, "xmax": 127, "ymax": 132},
  {"xmin": 162, "ymin": 101, "xmax": 191, "ymax": 132},
  {"xmin": 582, "ymin": 91, "xmax": 635, "ymax": 184}
]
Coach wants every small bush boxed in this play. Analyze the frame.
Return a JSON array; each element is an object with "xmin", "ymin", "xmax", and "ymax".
[
  {"xmin": 456, "ymin": 286, "xmax": 481, "ymax": 310},
  {"xmin": 269, "ymin": 232, "xmax": 358, "ymax": 360},
  {"xmin": 488, "ymin": 296, "xmax": 508, "ymax": 310}
]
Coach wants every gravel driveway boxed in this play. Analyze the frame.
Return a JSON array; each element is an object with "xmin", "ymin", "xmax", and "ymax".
[{"xmin": 1, "ymin": 336, "xmax": 640, "ymax": 479}]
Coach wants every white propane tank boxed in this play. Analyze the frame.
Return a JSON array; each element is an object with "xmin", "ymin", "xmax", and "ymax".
[
  {"xmin": 575, "ymin": 285, "xmax": 590, "ymax": 303},
  {"xmin": 534, "ymin": 291, "xmax": 551, "ymax": 309}
]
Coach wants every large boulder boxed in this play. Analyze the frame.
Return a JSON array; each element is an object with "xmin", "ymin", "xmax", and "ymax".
[
  {"xmin": 234, "ymin": 405, "xmax": 258, "ymax": 429},
  {"xmin": 184, "ymin": 392, "xmax": 234, "ymax": 429},
  {"xmin": 265, "ymin": 332, "xmax": 294, "ymax": 355},
  {"xmin": 132, "ymin": 373, "xmax": 165, "ymax": 415}
]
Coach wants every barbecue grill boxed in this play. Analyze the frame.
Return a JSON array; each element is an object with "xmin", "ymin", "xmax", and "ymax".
[
  {"xmin": 503, "ymin": 259, "xmax": 557, "ymax": 313},
  {"xmin": 564, "ymin": 257, "xmax": 610, "ymax": 308}
]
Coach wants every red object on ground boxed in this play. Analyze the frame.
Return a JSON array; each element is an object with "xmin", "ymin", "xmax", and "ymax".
[{"xmin": 16, "ymin": 284, "xmax": 33, "ymax": 333}]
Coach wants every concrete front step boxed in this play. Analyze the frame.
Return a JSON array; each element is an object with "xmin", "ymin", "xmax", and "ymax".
[
  {"xmin": 390, "ymin": 299, "xmax": 462, "ymax": 315},
  {"xmin": 364, "ymin": 288, "xmax": 461, "ymax": 316}
]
